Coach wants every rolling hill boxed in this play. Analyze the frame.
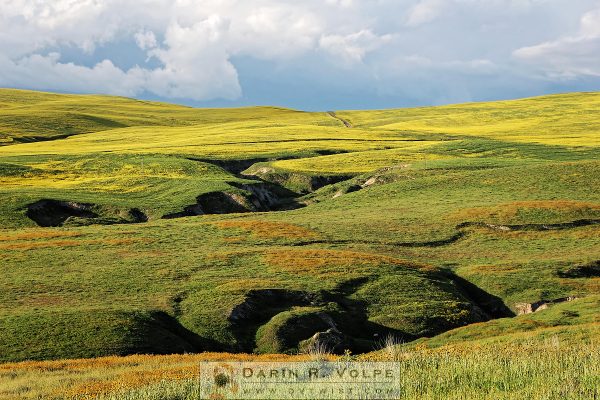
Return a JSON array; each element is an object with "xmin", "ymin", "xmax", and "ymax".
[{"xmin": 0, "ymin": 89, "xmax": 598, "ymax": 399}]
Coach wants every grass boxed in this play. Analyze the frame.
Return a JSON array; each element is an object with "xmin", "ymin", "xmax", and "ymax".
[
  {"xmin": 0, "ymin": 89, "xmax": 599, "ymax": 398},
  {"xmin": 0, "ymin": 153, "xmax": 242, "ymax": 227},
  {"xmin": 0, "ymin": 89, "xmax": 332, "ymax": 145},
  {"xmin": 210, "ymin": 220, "xmax": 321, "ymax": 240},
  {"xmin": 0, "ymin": 353, "xmax": 319, "ymax": 400},
  {"xmin": 398, "ymin": 296, "xmax": 600, "ymax": 349},
  {"xmin": 1, "ymin": 339, "xmax": 597, "ymax": 399},
  {"xmin": 337, "ymin": 91, "xmax": 600, "ymax": 147}
]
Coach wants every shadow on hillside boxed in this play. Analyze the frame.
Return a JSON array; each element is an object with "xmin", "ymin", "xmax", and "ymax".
[
  {"xmin": 557, "ymin": 260, "xmax": 600, "ymax": 278},
  {"xmin": 226, "ymin": 281, "xmax": 413, "ymax": 355},
  {"xmin": 440, "ymin": 270, "xmax": 515, "ymax": 319},
  {"xmin": 132, "ymin": 311, "xmax": 225, "ymax": 355},
  {"xmin": 25, "ymin": 199, "xmax": 148, "ymax": 227}
]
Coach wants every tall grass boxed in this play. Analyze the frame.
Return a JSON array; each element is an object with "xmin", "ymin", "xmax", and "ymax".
[
  {"xmin": 4, "ymin": 341, "xmax": 593, "ymax": 399},
  {"xmin": 83, "ymin": 340, "xmax": 600, "ymax": 400}
]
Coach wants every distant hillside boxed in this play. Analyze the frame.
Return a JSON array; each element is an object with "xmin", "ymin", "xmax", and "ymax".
[{"xmin": 0, "ymin": 88, "xmax": 312, "ymax": 145}]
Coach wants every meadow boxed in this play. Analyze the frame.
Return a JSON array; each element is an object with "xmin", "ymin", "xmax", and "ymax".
[
  {"xmin": 0, "ymin": 89, "xmax": 599, "ymax": 399},
  {"xmin": 2, "ymin": 339, "xmax": 598, "ymax": 399}
]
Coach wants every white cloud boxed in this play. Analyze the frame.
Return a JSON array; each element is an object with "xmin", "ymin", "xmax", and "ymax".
[
  {"xmin": 406, "ymin": 0, "xmax": 445, "ymax": 27},
  {"xmin": 325, "ymin": 0, "xmax": 354, "ymax": 7},
  {"xmin": 514, "ymin": 7, "xmax": 600, "ymax": 77},
  {"xmin": 580, "ymin": 8, "xmax": 600, "ymax": 36},
  {"xmin": 135, "ymin": 30, "xmax": 158, "ymax": 50},
  {"xmin": 0, "ymin": 0, "xmax": 598, "ymax": 105},
  {"xmin": 0, "ymin": 53, "xmax": 146, "ymax": 97},
  {"xmin": 235, "ymin": 6, "xmax": 323, "ymax": 59},
  {"xmin": 0, "ymin": 0, "xmax": 390, "ymax": 101},
  {"xmin": 391, "ymin": 54, "xmax": 496, "ymax": 74},
  {"xmin": 320, "ymin": 30, "xmax": 392, "ymax": 63},
  {"xmin": 144, "ymin": 17, "xmax": 242, "ymax": 100}
]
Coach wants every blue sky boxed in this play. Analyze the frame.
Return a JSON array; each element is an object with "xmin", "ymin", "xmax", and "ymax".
[{"xmin": 2, "ymin": 0, "xmax": 600, "ymax": 110}]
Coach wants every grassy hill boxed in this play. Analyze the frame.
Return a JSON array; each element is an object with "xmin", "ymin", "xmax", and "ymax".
[
  {"xmin": 0, "ymin": 89, "xmax": 598, "ymax": 398},
  {"xmin": 0, "ymin": 89, "xmax": 327, "ymax": 145}
]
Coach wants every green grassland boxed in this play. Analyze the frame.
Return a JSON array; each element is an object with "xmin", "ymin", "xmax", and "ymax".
[{"xmin": 0, "ymin": 89, "xmax": 599, "ymax": 398}]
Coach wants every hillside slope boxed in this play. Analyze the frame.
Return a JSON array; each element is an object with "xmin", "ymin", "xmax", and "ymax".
[{"xmin": 0, "ymin": 90, "xmax": 598, "ymax": 368}]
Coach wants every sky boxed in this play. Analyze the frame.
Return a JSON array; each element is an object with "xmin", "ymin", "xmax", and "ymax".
[{"xmin": 1, "ymin": 0, "xmax": 600, "ymax": 110}]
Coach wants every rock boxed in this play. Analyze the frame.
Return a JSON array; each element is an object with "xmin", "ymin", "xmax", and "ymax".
[
  {"xmin": 515, "ymin": 296, "xmax": 579, "ymax": 315},
  {"xmin": 362, "ymin": 177, "xmax": 378, "ymax": 187},
  {"xmin": 299, "ymin": 328, "xmax": 351, "ymax": 354}
]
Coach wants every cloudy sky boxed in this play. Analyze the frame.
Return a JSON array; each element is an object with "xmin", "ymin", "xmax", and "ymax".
[{"xmin": 1, "ymin": 0, "xmax": 600, "ymax": 110}]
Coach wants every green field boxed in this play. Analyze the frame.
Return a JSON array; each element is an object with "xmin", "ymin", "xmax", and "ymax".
[{"xmin": 0, "ymin": 89, "xmax": 599, "ymax": 399}]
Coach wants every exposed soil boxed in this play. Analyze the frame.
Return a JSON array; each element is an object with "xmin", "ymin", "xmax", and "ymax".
[
  {"xmin": 228, "ymin": 182, "xmax": 301, "ymax": 210},
  {"xmin": 223, "ymin": 273, "xmax": 502, "ymax": 354},
  {"xmin": 299, "ymin": 328, "xmax": 351, "ymax": 354},
  {"xmin": 25, "ymin": 199, "xmax": 149, "ymax": 227},
  {"xmin": 162, "ymin": 158, "xmax": 309, "ymax": 219},
  {"xmin": 243, "ymin": 165, "xmax": 353, "ymax": 194},
  {"xmin": 327, "ymin": 111, "xmax": 353, "ymax": 128},
  {"xmin": 226, "ymin": 286, "xmax": 383, "ymax": 354},
  {"xmin": 227, "ymin": 289, "xmax": 326, "ymax": 351},
  {"xmin": 162, "ymin": 182, "xmax": 303, "ymax": 219},
  {"xmin": 26, "ymin": 199, "xmax": 99, "ymax": 227},
  {"xmin": 320, "ymin": 165, "xmax": 413, "ymax": 201},
  {"xmin": 162, "ymin": 191, "xmax": 251, "ymax": 219}
]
